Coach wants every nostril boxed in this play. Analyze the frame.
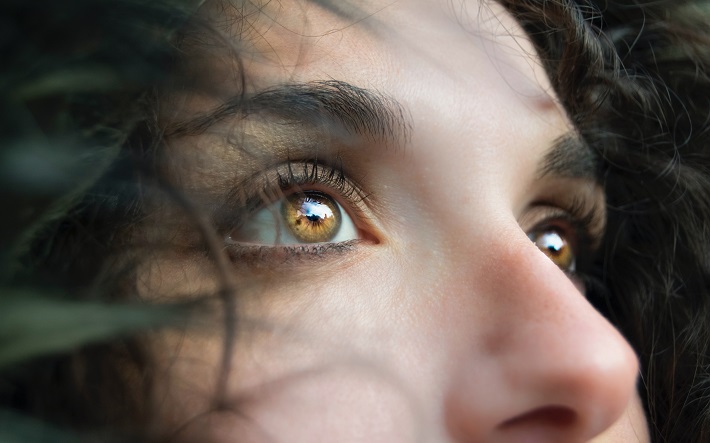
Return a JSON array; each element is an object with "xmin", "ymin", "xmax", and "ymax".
[{"xmin": 500, "ymin": 406, "xmax": 577, "ymax": 429}]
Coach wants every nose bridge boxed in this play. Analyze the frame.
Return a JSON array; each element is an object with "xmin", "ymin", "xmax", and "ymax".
[{"xmin": 443, "ymin": 229, "xmax": 640, "ymax": 442}]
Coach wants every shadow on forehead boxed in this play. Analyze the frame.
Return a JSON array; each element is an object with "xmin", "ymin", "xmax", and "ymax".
[
  {"xmin": 155, "ymin": 0, "xmax": 420, "ymax": 186},
  {"xmin": 194, "ymin": 0, "xmax": 371, "ymax": 29},
  {"xmin": 165, "ymin": 0, "xmax": 385, "ymax": 113}
]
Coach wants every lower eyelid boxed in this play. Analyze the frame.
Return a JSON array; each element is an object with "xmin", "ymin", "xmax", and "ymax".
[{"xmin": 225, "ymin": 239, "xmax": 361, "ymax": 267}]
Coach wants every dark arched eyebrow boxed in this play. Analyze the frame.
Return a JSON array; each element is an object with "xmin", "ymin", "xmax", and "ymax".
[
  {"xmin": 538, "ymin": 134, "xmax": 597, "ymax": 180},
  {"xmin": 168, "ymin": 79, "xmax": 594, "ymax": 181},
  {"xmin": 166, "ymin": 80, "xmax": 411, "ymax": 146}
]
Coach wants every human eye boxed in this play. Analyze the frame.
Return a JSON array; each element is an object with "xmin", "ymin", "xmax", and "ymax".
[
  {"xmin": 223, "ymin": 160, "xmax": 370, "ymax": 262},
  {"xmin": 231, "ymin": 190, "xmax": 358, "ymax": 245},
  {"xmin": 524, "ymin": 196, "xmax": 604, "ymax": 280},
  {"xmin": 527, "ymin": 227, "xmax": 577, "ymax": 273}
]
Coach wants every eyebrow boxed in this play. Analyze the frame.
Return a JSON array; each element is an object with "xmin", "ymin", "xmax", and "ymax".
[
  {"xmin": 168, "ymin": 80, "xmax": 594, "ymax": 180},
  {"xmin": 537, "ymin": 133, "xmax": 598, "ymax": 180},
  {"xmin": 167, "ymin": 80, "xmax": 411, "ymax": 145}
]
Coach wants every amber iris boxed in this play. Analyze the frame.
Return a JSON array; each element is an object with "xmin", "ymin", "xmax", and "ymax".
[
  {"xmin": 529, "ymin": 229, "xmax": 575, "ymax": 272},
  {"xmin": 281, "ymin": 191, "xmax": 342, "ymax": 243}
]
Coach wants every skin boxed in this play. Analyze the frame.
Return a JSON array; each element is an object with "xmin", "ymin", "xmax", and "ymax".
[{"xmin": 142, "ymin": 0, "xmax": 651, "ymax": 442}]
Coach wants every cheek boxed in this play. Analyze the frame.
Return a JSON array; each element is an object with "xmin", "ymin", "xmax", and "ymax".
[
  {"xmin": 173, "ymin": 367, "xmax": 420, "ymax": 443},
  {"xmin": 152, "ymin": 258, "xmax": 430, "ymax": 443},
  {"xmin": 589, "ymin": 393, "xmax": 650, "ymax": 442}
]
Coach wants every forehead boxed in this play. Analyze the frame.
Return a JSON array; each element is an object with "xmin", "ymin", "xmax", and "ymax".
[
  {"xmin": 182, "ymin": 0, "xmax": 558, "ymax": 110},
  {"xmin": 164, "ymin": 0, "xmax": 574, "ymax": 210}
]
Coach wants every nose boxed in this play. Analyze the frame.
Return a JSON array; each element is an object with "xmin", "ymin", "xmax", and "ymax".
[{"xmin": 443, "ymin": 228, "xmax": 640, "ymax": 443}]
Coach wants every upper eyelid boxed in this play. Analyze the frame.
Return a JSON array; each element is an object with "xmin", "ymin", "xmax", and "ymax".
[
  {"xmin": 523, "ymin": 203, "xmax": 604, "ymax": 252},
  {"xmin": 525, "ymin": 179, "xmax": 607, "ymax": 233},
  {"xmin": 279, "ymin": 161, "xmax": 367, "ymax": 201},
  {"xmin": 212, "ymin": 160, "xmax": 370, "ymax": 235}
]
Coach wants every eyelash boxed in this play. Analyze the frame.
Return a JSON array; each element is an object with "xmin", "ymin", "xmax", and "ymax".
[
  {"xmin": 276, "ymin": 160, "xmax": 367, "ymax": 206},
  {"xmin": 221, "ymin": 159, "xmax": 369, "ymax": 262}
]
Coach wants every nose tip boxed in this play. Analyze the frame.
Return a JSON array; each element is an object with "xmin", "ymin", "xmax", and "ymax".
[
  {"xmin": 496, "ymin": 339, "xmax": 639, "ymax": 441},
  {"xmin": 444, "ymin": 235, "xmax": 640, "ymax": 442},
  {"xmin": 446, "ymin": 342, "xmax": 639, "ymax": 443}
]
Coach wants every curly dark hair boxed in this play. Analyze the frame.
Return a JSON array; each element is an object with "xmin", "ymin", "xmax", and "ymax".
[{"xmin": 2, "ymin": 0, "xmax": 709, "ymax": 442}]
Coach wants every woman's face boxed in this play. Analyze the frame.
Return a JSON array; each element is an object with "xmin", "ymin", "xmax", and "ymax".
[{"xmin": 145, "ymin": 0, "xmax": 650, "ymax": 441}]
